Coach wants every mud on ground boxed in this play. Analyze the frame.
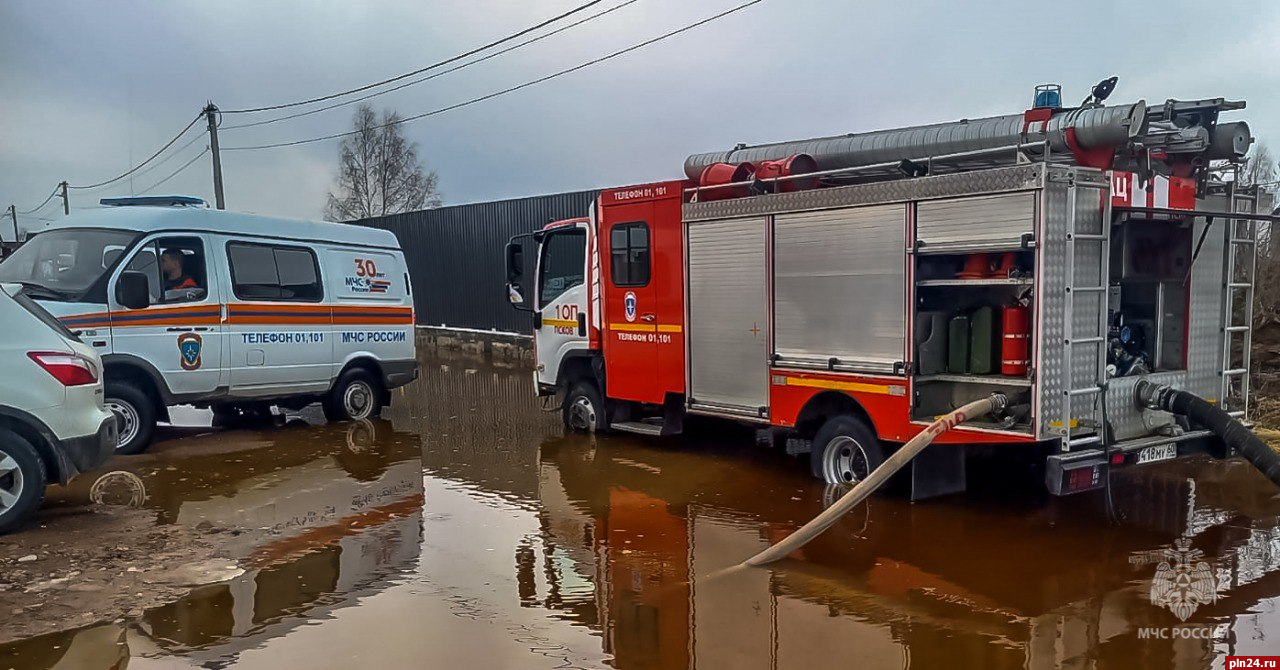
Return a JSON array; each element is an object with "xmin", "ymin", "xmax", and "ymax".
[{"xmin": 0, "ymin": 502, "xmax": 237, "ymax": 644}]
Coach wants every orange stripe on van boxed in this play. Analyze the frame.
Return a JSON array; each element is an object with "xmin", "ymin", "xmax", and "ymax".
[
  {"xmin": 227, "ymin": 303, "xmax": 414, "ymax": 325},
  {"xmin": 60, "ymin": 303, "xmax": 416, "ymax": 329},
  {"xmin": 226, "ymin": 304, "xmax": 332, "ymax": 325},
  {"xmin": 61, "ymin": 304, "xmax": 221, "ymax": 329},
  {"xmin": 329, "ymin": 304, "xmax": 414, "ymax": 325}
]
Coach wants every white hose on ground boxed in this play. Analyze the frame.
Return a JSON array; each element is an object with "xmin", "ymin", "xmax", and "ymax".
[{"xmin": 743, "ymin": 394, "xmax": 1008, "ymax": 567}]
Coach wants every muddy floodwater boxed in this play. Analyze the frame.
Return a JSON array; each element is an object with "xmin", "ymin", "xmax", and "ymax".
[{"xmin": 3, "ymin": 348, "xmax": 1280, "ymax": 668}]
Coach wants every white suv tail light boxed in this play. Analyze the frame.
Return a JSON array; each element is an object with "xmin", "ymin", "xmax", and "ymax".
[{"xmin": 27, "ymin": 351, "xmax": 99, "ymax": 386}]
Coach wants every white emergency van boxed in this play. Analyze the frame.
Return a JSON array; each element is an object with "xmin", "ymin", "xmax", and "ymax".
[{"xmin": 0, "ymin": 196, "xmax": 418, "ymax": 454}]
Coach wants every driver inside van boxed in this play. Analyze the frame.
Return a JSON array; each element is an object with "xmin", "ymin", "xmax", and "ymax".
[
  {"xmin": 160, "ymin": 249, "xmax": 198, "ymax": 291},
  {"xmin": 159, "ymin": 248, "xmax": 205, "ymax": 303}
]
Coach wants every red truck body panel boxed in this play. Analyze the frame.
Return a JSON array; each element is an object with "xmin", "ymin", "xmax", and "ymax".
[
  {"xmin": 598, "ymin": 182, "xmax": 687, "ymax": 404},
  {"xmin": 580, "ymin": 169, "xmax": 1204, "ymax": 447}
]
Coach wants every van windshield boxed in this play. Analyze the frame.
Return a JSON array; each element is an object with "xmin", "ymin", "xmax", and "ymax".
[{"xmin": 0, "ymin": 228, "xmax": 140, "ymax": 300}]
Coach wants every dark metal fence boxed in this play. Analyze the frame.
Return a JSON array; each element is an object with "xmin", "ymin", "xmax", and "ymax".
[{"xmin": 351, "ymin": 190, "xmax": 597, "ymax": 334}]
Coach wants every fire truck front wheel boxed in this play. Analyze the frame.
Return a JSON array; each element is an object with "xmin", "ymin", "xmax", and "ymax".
[
  {"xmin": 563, "ymin": 382, "xmax": 608, "ymax": 433},
  {"xmin": 810, "ymin": 415, "xmax": 884, "ymax": 485}
]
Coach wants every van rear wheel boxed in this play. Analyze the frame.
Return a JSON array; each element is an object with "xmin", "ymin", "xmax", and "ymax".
[
  {"xmin": 324, "ymin": 369, "xmax": 383, "ymax": 422},
  {"xmin": 105, "ymin": 382, "xmax": 156, "ymax": 455},
  {"xmin": 0, "ymin": 428, "xmax": 47, "ymax": 534}
]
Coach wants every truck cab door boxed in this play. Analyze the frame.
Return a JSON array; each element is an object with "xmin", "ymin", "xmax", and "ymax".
[
  {"xmin": 601, "ymin": 205, "xmax": 660, "ymax": 403},
  {"xmin": 110, "ymin": 233, "xmax": 225, "ymax": 397},
  {"xmin": 535, "ymin": 225, "xmax": 589, "ymax": 389}
]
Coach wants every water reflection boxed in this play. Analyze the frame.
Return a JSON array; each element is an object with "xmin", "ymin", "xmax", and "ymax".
[
  {"xmin": 4, "ymin": 350, "xmax": 1279, "ymax": 668},
  {"xmin": 522, "ymin": 426, "xmax": 1280, "ymax": 667},
  {"xmin": 389, "ymin": 352, "xmax": 559, "ymax": 504}
]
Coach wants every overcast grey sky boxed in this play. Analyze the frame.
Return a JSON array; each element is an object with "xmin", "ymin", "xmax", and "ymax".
[{"xmin": 2, "ymin": 0, "xmax": 1277, "ymax": 236}]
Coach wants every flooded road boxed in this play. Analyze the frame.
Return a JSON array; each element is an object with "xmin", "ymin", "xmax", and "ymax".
[{"xmin": 4, "ymin": 348, "xmax": 1280, "ymax": 668}]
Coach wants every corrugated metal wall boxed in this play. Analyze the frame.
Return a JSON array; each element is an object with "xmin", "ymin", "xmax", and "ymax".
[{"xmin": 352, "ymin": 190, "xmax": 598, "ymax": 334}]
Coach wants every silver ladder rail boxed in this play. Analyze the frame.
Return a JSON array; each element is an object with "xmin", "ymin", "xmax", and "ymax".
[
  {"xmin": 1220, "ymin": 184, "xmax": 1259, "ymax": 420},
  {"xmin": 1060, "ymin": 181, "xmax": 1112, "ymax": 450}
]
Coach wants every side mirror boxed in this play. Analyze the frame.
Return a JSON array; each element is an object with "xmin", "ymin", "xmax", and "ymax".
[
  {"xmin": 505, "ymin": 242, "xmax": 524, "ymax": 283},
  {"xmin": 505, "ymin": 240, "xmax": 532, "ymax": 312},
  {"xmin": 115, "ymin": 271, "xmax": 151, "ymax": 310}
]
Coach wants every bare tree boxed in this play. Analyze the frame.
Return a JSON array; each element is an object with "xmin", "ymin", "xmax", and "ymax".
[
  {"xmin": 1239, "ymin": 143, "xmax": 1278, "ymax": 190},
  {"xmin": 1238, "ymin": 143, "xmax": 1280, "ymax": 320},
  {"xmin": 1224, "ymin": 142, "xmax": 1280, "ymax": 404},
  {"xmin": 324, "ymin": 104, "xmax": 441, "ymax": 221}
]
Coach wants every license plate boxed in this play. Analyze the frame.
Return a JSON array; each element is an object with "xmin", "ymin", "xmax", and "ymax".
[{"xmin": 1137, "ymin": 443, "xmax": 1177, "ymax": 464}]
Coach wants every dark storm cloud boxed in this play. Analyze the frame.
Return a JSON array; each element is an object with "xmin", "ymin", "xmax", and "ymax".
[{"xmin": 2, "ymin": 0, "xmax": 1276, "ymax": 237}]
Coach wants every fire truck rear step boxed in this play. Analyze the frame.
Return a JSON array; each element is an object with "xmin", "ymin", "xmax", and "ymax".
[{"xmin": 612, "ymin": 418, "xmax": 670, "ymax": 437}]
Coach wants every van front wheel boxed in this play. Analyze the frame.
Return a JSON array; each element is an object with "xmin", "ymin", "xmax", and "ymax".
[
  {"xmin": 324, "ymin": 370, "xmax": 384, "ymax": 422},
  {"xmin": 105, "ymin": 382, "xmax": 156, "ymax": 455}
]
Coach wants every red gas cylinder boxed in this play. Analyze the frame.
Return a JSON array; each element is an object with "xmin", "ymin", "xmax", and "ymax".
[{"xmin": 1001, "ymin": 305, "xmax": 1030, "ymax": 376}]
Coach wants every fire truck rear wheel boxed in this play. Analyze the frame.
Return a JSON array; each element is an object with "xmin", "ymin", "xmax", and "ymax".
[
  {"xmin": 810, "ymin": 415, "xmax": 884, "ymax": 485},
  {"xmin": 563, "ymin": 382, "xmax": 607, "ymax": 433}
]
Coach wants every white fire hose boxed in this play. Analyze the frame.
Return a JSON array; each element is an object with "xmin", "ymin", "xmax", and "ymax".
[{"xmin": 744, "ymin": 394, "xmax": 1008, "ymax": 567}]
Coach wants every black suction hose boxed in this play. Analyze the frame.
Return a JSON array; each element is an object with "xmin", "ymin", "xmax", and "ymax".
[{"xmin": 1137, "ymin": 381, "xmax": 1280, "ymax": 488}]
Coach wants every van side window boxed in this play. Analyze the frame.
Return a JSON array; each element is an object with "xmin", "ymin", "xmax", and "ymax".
[
  {"xmin": 228, "ymin": 242, "xmax": 323, "ymax": 301},
  {"xmin": 123, "ymin": 236, "xmax": 208, "ymax": 304},
  {"xmin": 609, "ymin": 222, "xmax": 650, "ymax": 287}
]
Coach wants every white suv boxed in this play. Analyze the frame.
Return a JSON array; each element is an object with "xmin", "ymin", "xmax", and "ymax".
[{"xmin": 0, "ymin": 283, "xmax": 116, "ymax": 533}]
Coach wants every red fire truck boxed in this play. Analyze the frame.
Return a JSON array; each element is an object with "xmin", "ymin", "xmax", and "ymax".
[{"xmin": 505, "ymin": 82, "xmax": 1275, "ymax": 499}]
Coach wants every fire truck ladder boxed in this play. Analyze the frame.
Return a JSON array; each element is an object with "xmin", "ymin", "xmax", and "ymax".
[
  {"xmin": 1060, "ymin": 184, "xmax": 1111, "ymax": 450},
  {"xmin": 1221, "ymin": 185, "xmax": 1259, "ymax": 419}
]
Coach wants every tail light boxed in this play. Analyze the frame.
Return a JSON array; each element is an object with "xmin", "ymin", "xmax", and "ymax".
[
  {"xmin": 27, "ymin": 351, "xmax": 99, "ymax": 386},
  {"xmin": 1045, "ymin": 454, "xmax": 1106, "ymax": 495}
]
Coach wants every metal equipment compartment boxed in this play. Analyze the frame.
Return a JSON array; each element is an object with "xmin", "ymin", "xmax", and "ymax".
[
  {"xmin": 917, "ymin": 193, "xmax": 1036, "ymax": 250},
  {"xmin": 910, "ymin": 190, "xmax": 1040, "ymax": 434},
  {"xmin": 773, "ymin": 204, "xmax": 907, "ymax": 372},
  {"xmin": 687, "ymin": 216, "xmax": 769, "ymax": 413}
]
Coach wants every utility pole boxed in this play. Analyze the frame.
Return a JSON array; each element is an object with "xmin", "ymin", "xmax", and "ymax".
[
  {"xmin": 204, "ymin": 103, "xmax": 225, "ymax": 210},
  {"xmin": 58, "ymin": 181, "xmax": 69, "ymax": 215},
  {"xmin": 6, "ymin": 204, "xmax": 16, "ymax": 248}
]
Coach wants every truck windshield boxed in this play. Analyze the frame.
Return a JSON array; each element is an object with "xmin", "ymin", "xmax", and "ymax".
[{"xmin": 0, "ymin": 228, "xmax": 140, "ymax": 300}]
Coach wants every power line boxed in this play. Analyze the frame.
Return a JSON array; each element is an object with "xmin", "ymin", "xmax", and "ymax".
[
  {"xmin": 226, "ymin": 0, "xmax": 766, "ymax": 152},
  {"xmin": 223, "ymin": 0, "xmax": 642, "ymax": 131},
  {"xmin": 221, "ymin": 0, "xmax": 609, "ymax": 115},
  {"xmin": 59, "ymin": 133, "xmax": 208, "ymax": 196},
  {"xmin": 68, "ymin": 113, "xmax": 203, "ymax": 190},
  {"xmin": 128, "ymin": 132, "xmax": 207, "ymax": 181},
  {"xmin": 137, "ymin": 148, "xmax": 210, "ymax": 195},
  {"xmin": 18, "ymin": 188, "xmax": 59, "ymax": 214}
]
